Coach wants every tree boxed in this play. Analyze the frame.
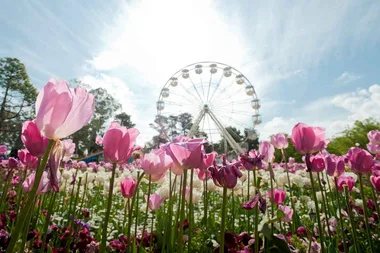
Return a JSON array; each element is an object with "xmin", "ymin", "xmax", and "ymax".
[
  {"xmin": 213, "ymin": 126, "xmax": 244, "ymax": 154},
  {"xmin": 0, "ymin": 57, "xmax": 38, "ymax": 152},
  {"xmin": 71, "ymin": 87, "xmax": 122, "ymax": 156},
  {"xmin": 115, "ymin": 112, "xmax": 135, "ymax": 128},
  {"xmin": 327, "ymin": 118, "xmax": 380, "ymax": 155}
]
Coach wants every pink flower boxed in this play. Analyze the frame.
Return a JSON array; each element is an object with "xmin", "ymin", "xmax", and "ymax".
[
  {"xmin": 370, "ymin": 175, "xmax": 380, "ymax": 191},
  {"xmin": 270, "ymin": 133, "xmax": 289, "ymax": 149},
  {"xmin": 239, "ymin": 150, "xmax": 264, "ymax": 170},
  {"xmin": 268, "ymin": 189, "xmax": 286, "ymax": 205},
  {"xmin": 288, "ymin": 157, "xmax": 295, "ymax": 165},
  {"xmin": 259, "ymin": 141, "xmax": 275, "ymax": 163},
  {"xmin": 195, "ymin": 168, "xmax": 211, "ymax": 181},
  {"xmin": 291, "ymin": 123, "xmax": 327, "ymax": 154},
  {"xmin": 62, "ymin": 139, "xmax": 76, "ymax": 162},
  {"xmin": 35, "ymin": 78, "xmax": 95, "ymax": 139},
  {"xmin": 103, "ymin": 122, "xmax": 139, "ymax": 164},
  {"xmin": 165, "ymin": 138, "xmax": 206, "ymax": 170},
  {"xmin": 347, "ymin": 147, "xmax": 374, "ymax": 174},
  {"xmin": 198, "ymin": 152, "xmax": 217, "ymax": 171},
  {"xmin": 141, "ymin": 149, "xmax": 172, "ymax": 176},
  {"xmin": 325, "ymin": 155, "xmax": 345, "ymax": 177},
  {"xmin": 120, "ymin": 178, "xmax": 137, "ymax": 198},
  {"xmin": 0, "ymin": 145, "xmax": 7, "ymax": 155},
  {"xmin": 278, "ymin": 205, "xmax": 293, "ymax": 222},
  {"xmin": 209, "ymin": 159, "xmax": 242, "ymax": 189},
  {"xmin": 367, "ymin": 143, "xmax": 380, "ymax": 155},
  {"xmin": 17, "ymin": 149, "xmax": 38, "ymax": 169},
  {"xmin": 22, "ymin": 171, "xmax": 51, "ymax": 195},
  {"xmin": 95, "ymin": 135, "xmax": 103, "ymax": 145},
  {"xmin": 309, "ymin": 153, "xmax": 325, "ymax": 172},
  {"xmin": 144, "ymin": 193, "xmax": 165, "ymax": 211},
  {"xmin": 335, "ymin": 175, "xmax": 356, "ymax": 192},
  {"xmin": 21, "ymin": 120, "xmax": 49, "ymax": 157},
  {"xmin": 368, "ymin": 130, "xmax": 380, "ymax": 145}
]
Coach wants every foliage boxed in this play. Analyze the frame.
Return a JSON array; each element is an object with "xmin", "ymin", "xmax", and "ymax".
[
  {"xmin": 115, "ymin": 112, "xmax": 135, "ymax": 128},
  {"xmin": 0, "ymin": 57, "xmax": 37, "ymax": 153},
  {"xmin": 327, "ymin": 118, "xmax": 380, "ymax": 155},
  {"xmin": 71, "ymin": 87, "xmax": 123, "ymax": 156}
]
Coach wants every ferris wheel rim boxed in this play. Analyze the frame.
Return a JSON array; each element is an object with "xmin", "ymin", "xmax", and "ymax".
[{"xmin": 155, "ymin": 61, "xmax": 261, "ymax": 144}]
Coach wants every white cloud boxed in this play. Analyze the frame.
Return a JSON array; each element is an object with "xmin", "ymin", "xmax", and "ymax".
[
  {"xmin": 260, "ymin": 84, "xmax": 380, "ymax": 141},
  {"xmin": 335, "ymin": 72, "xmax": 362, "ymax": 84},
  {"xmin": 81, "ymin": 74, "xmax": 157, "ymax": 145}
]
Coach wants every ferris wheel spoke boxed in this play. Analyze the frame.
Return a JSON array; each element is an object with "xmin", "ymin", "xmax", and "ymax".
[
  {"xmin": 178, "ymin": 81, "xmax": 203, "ymax": 104},
  {"xmin": 214, "ymin": 107, "xmax": 254, "ymax": 116},
  {"xmin": 213, "ymin": 109, "xmax": 251, "ymax": 129},
  {"xmin": 216, "ymin": 98, "xmax": 253, "ymax": 109},
  {"xmin": 206, "ymin": 74, "xmax": 213, "ymax": 103},
  {"xmin": 208, "ymin": 74, "xmax": 224, "ymax": 102},
  {"xmin": 168, "ymin": 91, "xmax": 199, "ymax": 105},
  {"xmin": 188, "ymin": 76, "xmax": 204, "ymax": 103},
  {"xmin": 200, "ymin": 76, "xmax": 205, "ymax": 97},
  {"xmin": 209, "ymin": 78, "xmax": 235, "ymax": 103},
  {"xmin": 211, "ymin": 85, "xmax": 245, "ymax": 105}
]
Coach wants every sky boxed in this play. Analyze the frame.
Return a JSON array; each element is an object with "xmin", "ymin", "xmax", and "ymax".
[{"xmin": 1, "ymin": 0, "xmax": 380, "ymax": 146}]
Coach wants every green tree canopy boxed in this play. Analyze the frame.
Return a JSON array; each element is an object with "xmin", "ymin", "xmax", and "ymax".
[
  {"xmin": 327, "ymin": 118, "xmax": 380, "ymax": 155},
  {"xmin": 0, "ymin": 57, "xmax": 38, "ymax": 153}
]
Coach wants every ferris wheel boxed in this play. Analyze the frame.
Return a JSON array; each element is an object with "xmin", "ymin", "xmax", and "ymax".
[{"xmin": 156, "ymin": 61, "xmax": 261, "ymax": 153}]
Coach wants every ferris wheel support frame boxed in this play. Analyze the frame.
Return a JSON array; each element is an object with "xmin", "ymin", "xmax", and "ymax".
[{"xmin": 187, "ymin": 106, "xmax": 244, "ymax": 154}]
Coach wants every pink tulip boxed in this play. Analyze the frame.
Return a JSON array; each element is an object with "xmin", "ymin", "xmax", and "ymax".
[
  {"xmin": 309, "ymin": 153, "xmax": 325, "ymax": 172},
  {"xmin": 141, "ymin": 149, "xmax": 172, "ymax": 176},
  {"xmin": 278, "ymin": 205, "xmax": 293, "ymax": 222},
  {"xmin": 22, "ymin": 171, "xmax": 51, "ymax": 195},
  {"xmin": 17, "ymin": 149, "xmax": 38, "ymax": 169},
  {"xmin": 271, "ymin": 133, "xmax": 289, "ymax": 149},
  {"xmin": 367, "ymin": 143, "xmax": 380, "ymax": 155},
  {"xmin": 0, "ymin": 145, "xmax": 7, "ymax": 155},
  {"xmin": 239, "ymin": 150, "xmax": 264, "ymax": 170},
  {"xmin": 370, "ymin": 175, "xmax": 380, "ymax": 191},
  {"xmin": 103, "ymin": 122, "xmax": 139, "ymax": 164},
  {"xmin": 325, "ymin": 155, "xmax": 345, "ymax": 177},
  {"xmin": 120, "ymin": 178, "xmax": 137, "ymax": 198},
  {"xmin": 195, "ymin": 168, "xmax": 211, "ymax": 180},
  {"xmin": 291, "ymin": 123, "xmax": 327, "ymax": 154},
  {"xmin": 347, "ymin": 147, "xmax": 374, "ymax": 174},
  {"xmin": 62, "ymin": 139, "xmax": 76, "ymax": 162},
  {"xmin": 198, "ymin": 152, "xmax": 217, "ymax": 171},
  {"xmin": 259, "ymin": 141, "xmax": 275, "ymax": 163},
  {"xmin": 335, "ymin": 175, "xmax": 356, "ymax": 192},
  {"xmin": 35, "ymin": 78, "xmax": 95, "ymax": 139},
  {"xmin": 165, "ymin": 138, "xmax": 206, "ymax": 170},
  {"xmin": 288, "ymin": 157, "xmax": 295, "ymax": 165},
  {"xmin": 21, "ymin": 120, "xmax": 49, "ymax": 157},
  {"xmin": 368, "ymin": 130, "xmax": 380, "ymax": 145},
  {"xmin": 268, "ymin": 189, "xmax": 286, "ymax": 205},
  {"xmin": 209, "ymin": 159, "xmax": 242, "ymax": 189},
  {"xmin": 96, "ymin": 135, "xmax": 103, "ymax": 145},
  {"xmin": 47, "ymin": 141, "xmax": 63, "ymax": 192},
  {"xmin": 144, "ymin": 193, "xmax": 165, "ymax": 211}
]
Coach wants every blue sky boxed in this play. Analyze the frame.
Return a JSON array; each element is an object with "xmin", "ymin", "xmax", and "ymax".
[{"xmin": 1, "ymin": 0, "xmax": 380, "ymax": 145}]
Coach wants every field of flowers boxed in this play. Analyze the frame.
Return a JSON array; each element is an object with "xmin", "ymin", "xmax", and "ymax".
[{"xmin": 0, "ymin": 78, "xmax": 379, "ymax": 253}]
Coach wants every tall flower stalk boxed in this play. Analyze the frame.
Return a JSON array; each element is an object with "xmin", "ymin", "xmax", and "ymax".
[{"xmin": 99, "ymin": 163, "xmax": 117, "ymax": 252}]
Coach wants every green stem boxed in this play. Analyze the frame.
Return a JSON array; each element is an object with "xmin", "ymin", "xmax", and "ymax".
[
  {"xmin": 317, "ymin": 173, "xmax": 331, "ymax": 239},
  {"xmin": 247, "ymin": 170, "xmax": 251, "ymax": 235},
  {"xmin": 253, "ymin": 169, "xmax": 259, "ymax": 253},
  {"xmin": 358, "ymin": 173, "xmax": 374, "ymax": 252},
  {"xmin": 369, "ymin": 177, "xmax": 380, "ymax": 224},
  {"xmin": 220, "ymin": 186, "xmax": 228, "ymax": 253},
  {"xmin": 41, "ymin": 192, "xmax": 57, "ymax": 252},
  {"xmin": 6, "ymin": 140, "xmax": 55, "ymax": 253},
  {"xmin": 133, "ymin": 173, "xmax": 141, "ymax": 252},
  {"xmin": 344, "ymin": 186, "xmax": 359, "ymax": 253},
  {"xmin": 150, "ymin": 211, "xmax": 155, "ymax": 252},
  {"xmin": 204, "ymin": 178, "xmax": 208, "ymax": 228},
  {"xmin": 178, "ymin": 169, "xmax": 188, "ymax": 253},
  {"xmin": 18, "ymin": 201, "xmax": 35, "ymax": 253},
  {"xmin": 99, "ymin": 163, "xmax": 117, "ymax": 252},
  {"xmin": 281, "ymin": 149, "xmax": 295, "ymax": 233},
  {"xmin": 334, "ymin": 178, "xmax": 347, "ymax": 253},
  {"xmin": 305, "ymin": 155, "xmax": 325, "ymax": 253},
  {"xmin": 139, "ymin": 174, "xmax": 152, "ymax": 253},
  {"xmin": 188, "ymin": 169, "xmax": 194, "ymax": 252},
  {"xmin": 269, "ymin": 171, "xmax": 275, "ymax": 234}
]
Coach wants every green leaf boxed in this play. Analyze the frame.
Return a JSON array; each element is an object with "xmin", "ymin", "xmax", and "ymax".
[
  {"xmin": 272, "ymin": 237, "xmax": 291, "ymax": 253},
  {"xmin": 328, "ymin": 242, "xmax": 338, "ymax": 253},
  {"xmin": 261, "ymin": 223, "xmax": 273, "ymax": 240}
]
